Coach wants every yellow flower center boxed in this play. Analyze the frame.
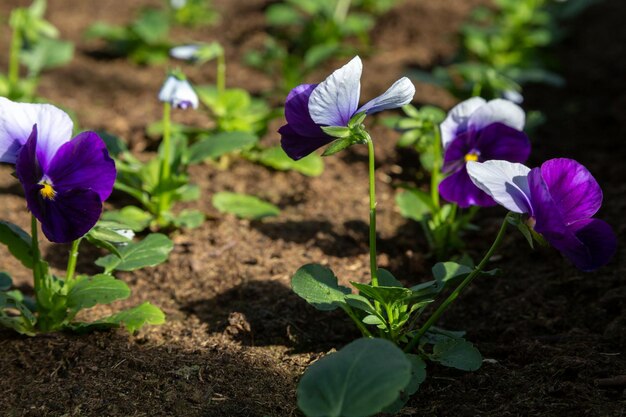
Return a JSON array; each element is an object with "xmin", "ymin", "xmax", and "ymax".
[
  {"xmin": 39, "ymin": 182, "xmax": 56, "ymax": 200},
  {"xmin": 464, "ymin": 152, "xmax": 479, "ymax": 162}
]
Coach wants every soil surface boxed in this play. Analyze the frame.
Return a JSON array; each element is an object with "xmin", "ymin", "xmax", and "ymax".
[{"xmin": 0, "ymin": 0, "xmax": 625, "ymax": 416}]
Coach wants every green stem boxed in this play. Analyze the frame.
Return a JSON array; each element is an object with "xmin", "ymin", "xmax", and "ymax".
[
  {"xmin": 333, "ymin": 0, "xmax": 351, "ymax": 24},
  {"xmin": 65, "ymin": 239, "xmax": 81, "ymax": 285},
  {"xmin": 217, "ymin": 52, "xmax": 226, "ymax": 96},
  {"xmin": 157, "ymin": 102, "xmax": 172, "ymax": 222},
  {"xmin": 430, "ymin": 125, "xmax": 442, "ymax": 209},
  {"xmin": 405, "ymin": 214, "xmax": 510, "ymax": 353},
  {"xmin": 341, "ymin": 305, "xmax": 373, "ymax": 338},
  {"xmin": 31, "ymin": 216, "xmax": 41, "ymax": 295},
  {"xmin": 8, "ymin": 24, "xmax": 21, "ymax": 93},
  {"xmin": 366, "ymin": 137, "xmax": 378, "ymax": 287}
]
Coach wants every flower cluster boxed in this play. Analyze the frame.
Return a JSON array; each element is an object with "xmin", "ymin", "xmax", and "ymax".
[
  {"xmin": 279, "ymin": 56, "xmax": 415, "ymax": 160},
  {"xmin": 0, "ymin": 98, "xmax": 116, "ymax": 243},
  {"xmin": 467, "ymin": 158, "xmax": 616, "ymax": 270}
]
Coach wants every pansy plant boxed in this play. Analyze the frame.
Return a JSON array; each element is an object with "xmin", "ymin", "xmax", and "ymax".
[
  {"xmin": 393, "ymin": 97, "xmax": 530, "ymax": 259},
  {"xmin": 104, "ymin": 71, "xmax": 206, "ymax": 231},
  {"xmin": 0, "ymin": 0, "xmax": 74, "ymax": 101},
  {"xmin": 0, "ymin": 99, "xmax": 172, "ymax": 334}
]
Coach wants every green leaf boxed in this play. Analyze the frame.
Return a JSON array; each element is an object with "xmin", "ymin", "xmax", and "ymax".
[
  {"xmin": 322, "ymin": 137, "xmax": 354, "ymax": 156},
  {"xmin": 291, "ymin": 264, "xmax": 350, "ymax": 311},
  {"xmin": 432, "ymin": 338, "xmax": 482, "ymax": 371},
  {"xmin": 344, "ymin": 294, "xmax": 378, "ymax": 315},
  {"xmin": 101, "ymin": 302, "xmax": 165, "ymax": 332},
  {"xmin": 0, "ymin": 221, "xmax": 33, "ymax": 269},
  {"xmin": 382, "ymin": 354, "xmax": 427, "ymax": 414},
  {"xmin": 20, "ymin": 37, "xmax": 73, "ymax": 75},
  {"xmin": 66, "ymin": 274, "xmax": 130, "ymax": 313},
  {"xmin": 266, "ymin": 3, "xmax": 302, "ymax": 26},
  {"xmin": 188, "ymin": 131, "xmax": 259, "ymax": 163},
  {"xmin": 431, "ymin": 262, "xmax": 473, "ymax": 286},
  {"xmin": 69, "ymin": 302, "xmax": 165, "ymax": 333},
  {"xmin": 102, "ymin": 206, "xmax": 153, "ymax": 232},
  {"xmin": 212, "ymin": 192, "xmax": 280, "ymax": 220},
  {"xmin": 132, "ymin": 9, "xmax": 169, "ymax": 44},
  {"xmin": 321, "ymin": 126, "xmax": 351, "ymax": 138},
  {"xmin": 297, "ymin": 338, "xmax": 412, "ymax": 417},
  {"xmin": 172, "ymin": 209, "xmax": 204, "ymax": 229},
  {"xmin": 377, "ymin": 268, "xmax": 403, "ymax": 287},
  {"xmin": 396, "ymin": 188, "xmax": 434, "ymax": 222},
  {"xmin": 95, "ymin": 233, "xmax": 173, "ymax": 273},
  {"xmin": 254, "ymin": 146, "xmax": 324, "ymax": 177},
  {"xmin": 0, "ymin": 272, "xmax": 12, "ymax": 291},
  {"xmin": 351, "ymin": 282, "xmax": 412, "ymax": 307}
]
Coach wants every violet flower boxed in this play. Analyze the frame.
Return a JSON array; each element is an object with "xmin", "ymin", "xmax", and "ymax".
[
  {"xmin": 279, "ymin": 56, "xmax": 415, "ymax": 160},
  {"xmin": 0, "ymin": 98, "xmax": 116, "ymax": 243},
  {"xmin": 467, "ymin": 159, "xmax": 616, "ymax": 271},
  {"xmin": 158, "ymin": 75, "xmax": 199, "ymax": 110},
  {"xmin": 438, "ymin": 97, "xmax": 531, "ymax": 208}
]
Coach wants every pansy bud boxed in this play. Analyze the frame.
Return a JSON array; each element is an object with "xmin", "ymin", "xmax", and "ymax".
[
  {"xmin": 158, "ymin": 75, "xmax": 199, "ymax": 110},
  {"xmin": 170, "ymin": 44, "xmax": 200, "ymax": 61}
]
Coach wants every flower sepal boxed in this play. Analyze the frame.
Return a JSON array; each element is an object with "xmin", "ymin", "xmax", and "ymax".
[
  {"xmin": 321, "ymin": 125, "xmax": 351, "ymax": 139},
  {"xmin": 506, "ymin": 212, "xmax": 548, "ymax": 249}
]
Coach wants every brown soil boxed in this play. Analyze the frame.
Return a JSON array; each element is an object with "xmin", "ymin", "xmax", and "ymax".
[{"xmin": 0, "ymin": 0, "xmax": 625, "ymax": 416}]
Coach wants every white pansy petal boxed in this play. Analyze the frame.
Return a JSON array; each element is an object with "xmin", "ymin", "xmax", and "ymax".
[
  {"xmin": 158, "ymin": 77, "xmax": 198, "ymax": 109},
  {"xmin": 309, "ymin": 56, "xmax": 362, "ymax": 127},
  {"xmin": 467, "ymin": 98, "xmax": 525, "ymax": 132},
  {"xmin": 0, "ymin": 97, "xmax": 73, "ymax": 166},
  {"xmin": 466, "ymin": 160, "xmax": 532, "ymax": 214},
  {"xmin": 356, "ymin": 77, "xmax": 415, "ymax": 115},
  {"xmin": 440, "ymin": 97, "xmax": 486, "ymax": 149},
  {"xmin": 170, "ymin": 44, "xmax": 200, "ymax": 60}
]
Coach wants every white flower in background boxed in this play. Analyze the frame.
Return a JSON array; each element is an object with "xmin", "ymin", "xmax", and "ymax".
[
  {"xmin": 170, "ymin": 0, "xmax": 187, "ymax": 10},
  {"xmin": 158, "ymin": 75, "xmax": 199, "ymax": 110},
  {"xmin": 169, "ymin": 44, "xmax": 201, "ymax": 61},
  {"xmin": 502, "ymin": 89, "xmax": 524, "ymax": 104}
]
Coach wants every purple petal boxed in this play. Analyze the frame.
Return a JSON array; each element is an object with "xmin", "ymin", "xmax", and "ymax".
[
  {"xmin": 476, "ymin": 122, "xmax": 531, "ymax": 163},
  {"xmin": 442, "ymin": 130, "xmax": 475, "ymax": 172},
  {"xmin": 528, "ymin": 167, "xmax": 568, "ymax": 237},
  {"xmin": 439, "ymin": 166, "xmax": 497, "ymax": 208},
  {"xmin": 46, "ymin": 131, "xmax": 116, "ymax": 201},
  {"xmin": 309, "ymin": 56, "xmax": 361, "ymax": 127},
  {"xmin": 37, "ymin": 188, "xmax": 103, "ymax": 243},
  {"xmin": 356, "ymin": 77, "xmax": 415, "ymax": 115},
  {"xmin": 440, "ymin": 97, "xmax": 486, "ymax": 149},
  {"xmin": 0, "ymin": 98, "xmax": 72, "ymax": 167},
  {"xmin": 15, "ymin": 126, "xmax": 42, "ymax": 192},
  {"xmin": 538, "ymin": 158, "xmax": 602, "ymax": 225},
  {"xmin": 467, "ymin": 99, "xmax": 525, "ymax": 132},
  {"xmin": 285, "ymin": 84, "xmax": 325, "ymax": 137},
  {"xmin": 466, "ymin": 160, "xmax": 532, "ymax": 214},
  {"xmin": 545, "ymin": 219, "xmax": 616, "ymax": 271},
  {"xmin": 279, "ymin": 124, "xmax": 333, "ymax": 161}
]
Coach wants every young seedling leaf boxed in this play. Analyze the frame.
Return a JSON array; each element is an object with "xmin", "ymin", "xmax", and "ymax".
[
  {"xmin": 66, "ymin": 274, "xmax": 131, "ymax": 312},
  {"xmin": 95, "ymin": 233, "xmax": 173, "ymax": 273},
  {"xmin": 101, "ymin": 302, "xmax": 165, "ymax": 333},
  {"xmin": 432, "ymin": 338, "xmax": 482, "ymax": 371},
  {"xmin": 297, "ymin": 338, "xmax": 412, "ymax": 417},
  {"xmin": 172, "ymin": 209, "xmax": 204, "ymax": 229},
  {"xmin": 351, "ymin": 282, "xmax": 412, "ymax": 307},
  {"xmin": 102, "ymin": 206, "xmax": 153, "ymax": 232},
  {"xmin": 396, "ymin": 188, "xmax": 434, "ymax": 222},
  {"xmin": 0, "ymin": 221, "xmax": 33, "ymax": 269},
  {"xmin": 188, "ymin": 131, "xmax": 259, "ymax": 163},
  {"xmin": 377, "ymin": 268, "xmax": 403, "ymax": 287},
  {"xmin": 431, "ymin": 262, "xmax": 473, "ymax": 286},
  {"xmin": 291, "ymin": 264, "xmax": 350, "ymax": 311},
  {"xmin": 212, "ymin": 192, "xmax": 280, "ymax": 220},
  {"xmin": 254, "ymin": 146, "xmax": 324, "ymax": 177}
]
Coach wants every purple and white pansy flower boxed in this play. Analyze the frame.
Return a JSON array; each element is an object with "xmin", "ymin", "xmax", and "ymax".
[
  {"xmin": 279, "ymin": 56, "xmax": 416, "ymax": 160},
  {"xmin": 467, "ymin": 159, "xmax": 616, "ymax": 271},
  {"xmin": 158, "ymin": 74, "xmax": 199, "ymax": 110},
  {"xmin": 438, "ymin": 97, "xmax": 531, "ymax": 208},
  {"xmin": 0, "ymin": 98, "xmax": 116, "ymax": 243}
]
